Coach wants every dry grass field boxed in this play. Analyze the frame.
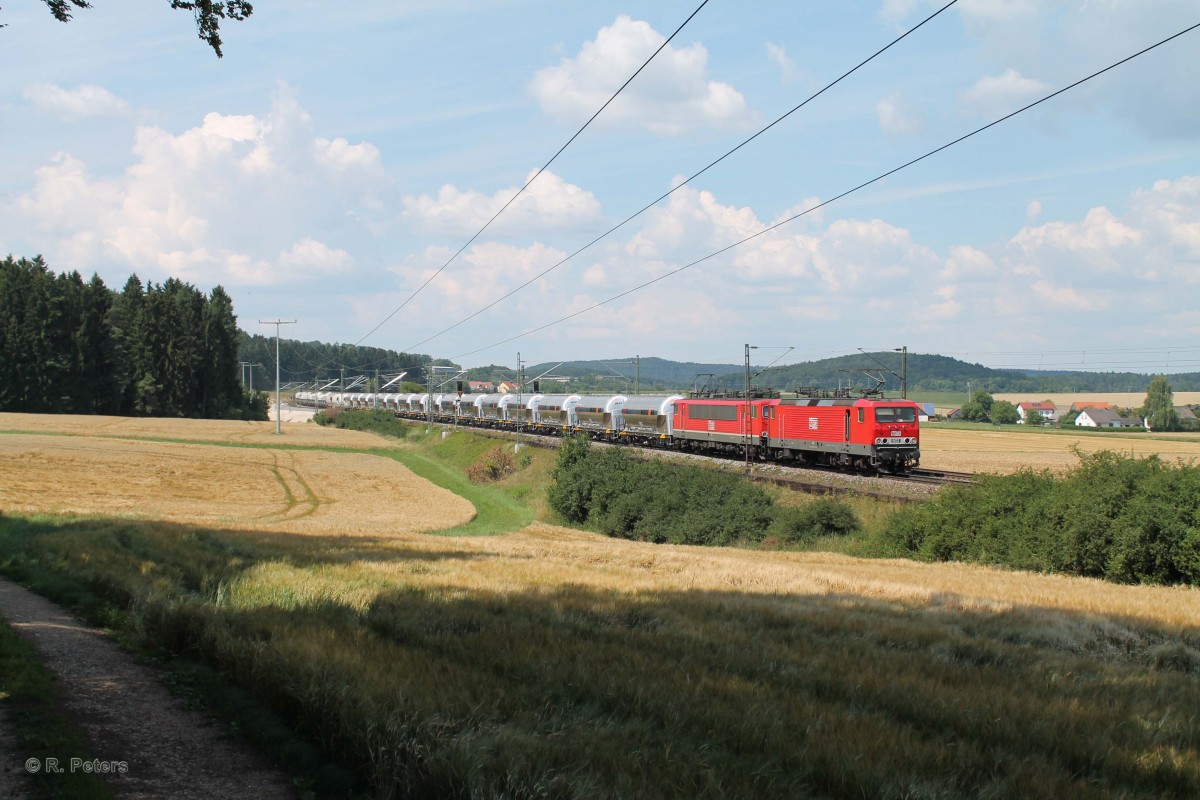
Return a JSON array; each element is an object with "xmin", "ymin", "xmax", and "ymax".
[
  {"xmin": 1, "ymin": 413, "xmax": 1196, "ymax": 632},
  {"xmin": 0, "ymin": 421, "xmax": 474, "ymax": 536},
  {"xmin": 0, "ymin": 411, "xmax": 391, "ymax": 449},
  {"xmin": 2, "ymin": 413, "xmax": 1199, "ymax": 796},
  {"xmin": 920, "ymin": 424, "xmax": 1200, "ymax": 473}
]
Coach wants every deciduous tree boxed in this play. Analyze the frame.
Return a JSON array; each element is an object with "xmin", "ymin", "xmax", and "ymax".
[
  {"xmin": 992, "ymin": 400, "xmax": 1020, "ymax": 425},
  {"xmin": 1144, "ymin": 375, "xmax": 1181, "ymax": 432},
  {"xmin": 5, "ymin": 0, "xmax": 253, "ymax": 57}
]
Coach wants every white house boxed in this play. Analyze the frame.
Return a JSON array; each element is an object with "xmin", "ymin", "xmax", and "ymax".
[
  {"xmin": 1017, "ymin": 401, "xmax": 1057, "ymax": 424},
  {"xmin": 1076, "ymin": 408, "xmax": 1143, "ymax": 428}
]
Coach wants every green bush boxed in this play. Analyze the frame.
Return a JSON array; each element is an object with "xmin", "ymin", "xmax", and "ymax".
[
  {"xmin": 313, "ymin": 408, "xmax": 410, "ymax": 439},
  {"xmin": 878, "ymin": 450, "xmax": 1200, "ymax": 585},
  {"xmin": 547, "ymin": 436, "xmax": 775, "ymax": 547},
  {"xmin": 769, "ymin": 499, "xmax": 861, "ymax": 545}
]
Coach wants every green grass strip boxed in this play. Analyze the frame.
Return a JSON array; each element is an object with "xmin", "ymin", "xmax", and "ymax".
[{"xmin": 381, "ymin": 445, "xmax": 535, "ymax": 536}]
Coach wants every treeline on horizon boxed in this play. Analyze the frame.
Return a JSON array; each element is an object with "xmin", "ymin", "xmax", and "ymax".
[
  {"xmin": 1, "ymin": 255, "xmax": 265, "ymax": 419},
  {"xmin": 237, "ymin": 335, "xmax": 445, "ymax": 392}
]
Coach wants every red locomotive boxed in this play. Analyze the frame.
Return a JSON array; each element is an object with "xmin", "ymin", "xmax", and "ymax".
[{"xmin": 671, "ymin": 395, "xmax": 920, "ymax": 471}]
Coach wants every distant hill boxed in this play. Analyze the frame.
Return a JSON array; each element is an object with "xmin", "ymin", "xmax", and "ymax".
[
  {"xmin": 750, "ymin": 353, "xmax": 1200, "ymax": 395},
  {"xmin": 526, "ymin": 357, "xmax": 741, "ymax": 392},
  {"xmin": 524, "ymin": 353, "xmax": 1200, "ymax": 395},
  {"xmin": 238, "ymin": 336, "xmax": 1200, "ymax": 396}
]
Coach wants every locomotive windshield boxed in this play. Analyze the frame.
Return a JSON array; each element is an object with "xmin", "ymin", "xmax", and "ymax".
[{"xmin": 875, "ymin": 406, "xmax": 917, "ymax": 423}]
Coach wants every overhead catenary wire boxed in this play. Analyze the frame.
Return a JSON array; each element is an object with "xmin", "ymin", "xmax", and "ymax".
[
  {"xmin": 351, "ymin": 0, "xmax": 713, "ymax": 349},
  {"xmin": 451, "ymin": 20, "xmax": 1200, "ymax": 362},
  {"xmin": 403, "ymin": 0, "xmax": 961, "ymax": 355}
]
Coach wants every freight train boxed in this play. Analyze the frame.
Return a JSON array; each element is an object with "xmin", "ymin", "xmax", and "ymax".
[{"xmin": 294, "ymin": 389, "xmax": 921, "ymax": 471}]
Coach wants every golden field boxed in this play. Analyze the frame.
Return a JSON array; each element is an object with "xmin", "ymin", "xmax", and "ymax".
[
  {"xmin": 0, "ymin": 421, "xmax": 473, "ymax": 536},
  {"xmin": 1, "ymin": 412, "xmax": 1196, "ymax": 628},
  {"xmin": 1, "ymin": 412, "xmax": 1198, "ymax": 796},
  {"xmin": 0, "ymin": 411, "xmax": 391, "ymax": 448},
  {"xmin": 920, "ymin": 424, "xmax": 1200, "ymax": 473}
]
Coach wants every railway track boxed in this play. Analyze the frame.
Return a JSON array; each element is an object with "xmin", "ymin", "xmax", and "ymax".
[
  {"xmin": 396, "ymin": 416, "xmax": 975, "ymax": 497},
  {"xmin": 904, "ymin": 468, "xmax": 976, "ymax": 486}
]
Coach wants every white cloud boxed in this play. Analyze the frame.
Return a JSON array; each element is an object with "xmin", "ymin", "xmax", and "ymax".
[
  {"xmin": 939, "ymin": 245, "xmax": 996, "ymax": 282},
  {"xmin": 876, "ymin": 91, "xmax": 924, "ymax": 136},
  {"xmin": 878, "ymin": 0, "xmax": 920, "ymax": 26},
  {"xmin": 401, "ymin": 169, "xmax": 601, "ymax": 234},
  {"xmin": 5, "ymin": 87, "xmax": 387, "ymax": 288},
  {"xmin": 392, "ymin": 241, "xmax": 570, "ymax": 310},
  {"xmin": 1032, "ymin": 280, "xmax": 1109, "ymax": 312},
  {"xmin": 766, "ymin": 43, "xmax": 798, "ymax": 83},
  {"xmin": 529, "ymin": 16, "xmax": 754, "ymax": 136},
  {"xmin": 960, "ymin": 68, "xmax": 1050, "ymax": 118},
  {"xmin": 279, "ymin": 238, "xmax": 355, "ymax": 275},
  {"xmin": 956, "ymin": 1, "xmax": 1200, "ymax": 138},
  {"xmin": 314, "ymin": 137, "xmax": 382, "ymax": 174},
  {"xmin": 922, "ymin": 175, "xmax": 1199, "ymax": 337},
  {"xmin": 1026, "ymin": 199, "xmax": 1042, "ymax": 223},
  {"xmin": 23, "ymin": 83, "xmax": 132, "ymax": 120}
]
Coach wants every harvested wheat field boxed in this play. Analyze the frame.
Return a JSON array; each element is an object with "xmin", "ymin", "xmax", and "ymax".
[
  {"xmin": 0, "ymin": 411, "xmax": 391, "ymax": 448},
  {"xmin": 374, "ymin": 521, "xmax": 1200, "ymax": 631},
  {"xmin": 0, "ymin": 432, "xmax": 474, "ymax": 535},
  {"xmin": 2, "ymin": 414, "xmax": 1199, "ymax": 797},
  {"xmin": 920, "ymin": 425, "xmax": 1200, "ymax": 473}
]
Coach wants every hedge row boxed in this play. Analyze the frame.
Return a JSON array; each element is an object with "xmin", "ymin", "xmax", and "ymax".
[
  {"xmin": 547, "ymin": 435, "xmax": 859, "ymax": 547},
  {"xmin": 880, "ymin": 450, "xmax": 1200, "ymax": 585}
]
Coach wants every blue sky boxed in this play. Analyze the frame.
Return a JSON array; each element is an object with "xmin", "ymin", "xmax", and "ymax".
[{"xmin": 2, "ymin": 1, "xmax": 1198, "ymax": 373}]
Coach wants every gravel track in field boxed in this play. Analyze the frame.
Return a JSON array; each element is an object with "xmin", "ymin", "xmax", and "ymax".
[{"xmin": 0, "ymin": 578, "xmax": 295, "ymax": 799}]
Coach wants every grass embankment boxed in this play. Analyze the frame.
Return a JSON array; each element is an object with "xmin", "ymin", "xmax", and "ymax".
[{"xmin": 1, "ymin": 418, "xmax": 1198, "ymax": 797}]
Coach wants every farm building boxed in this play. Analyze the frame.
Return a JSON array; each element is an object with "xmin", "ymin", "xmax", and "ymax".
[
  {"xmin": 1070, "ymin": 401, "xmax": 1115, "ymax": 413},
  {"xmin": 1017, "ymin": 401, "xmax": 1057, "ymax": 423},
  {"xmin": 1076, "ymin": 408, "xmax": 1144, "ymax": 428}
]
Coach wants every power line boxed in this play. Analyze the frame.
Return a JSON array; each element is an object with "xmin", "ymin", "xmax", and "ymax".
[
  {"xmin": 352, "ymin": 0, "xmax": 713, "ymax": 349},
  {"xmin": 403, "ymin": 0, "xmax": 960, "ymax": 355},
  {"xmin": 450, "ymin": 20, "xmax": 1200, "ymax": 361}
]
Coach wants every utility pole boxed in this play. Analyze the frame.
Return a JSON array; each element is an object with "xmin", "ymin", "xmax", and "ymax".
[
  {"xmin": 744, "ymin": 344, "xmax": 754, "ymax": 470},
  {"xmin": 635, "ymin": 354, "xmax": 640, "ymax": 397},
  {"xmin": 516, "ymin": 352, "xmax": 524, "ymax": 453},
  {"xmin": 894, "ymin": 345, "xmax": 908, "ymax": 399},
  {"xmin": 259, "ymin": 319, "xmax": 296, "ymax": 435}
]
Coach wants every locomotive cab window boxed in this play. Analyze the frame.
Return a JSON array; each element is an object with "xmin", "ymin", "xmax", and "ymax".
[
  {"xmin": 875, "ymin": 407, "xmax": 917, "ymax": 423},
  {"xmin": 857, "ymin": 408, "xmax": 864, "ymax": 424}
]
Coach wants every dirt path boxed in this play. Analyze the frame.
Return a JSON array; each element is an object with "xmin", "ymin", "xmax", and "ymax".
[{"xmin": 0, "ymin": 578, "xmax": 296, "ymax": 799}]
